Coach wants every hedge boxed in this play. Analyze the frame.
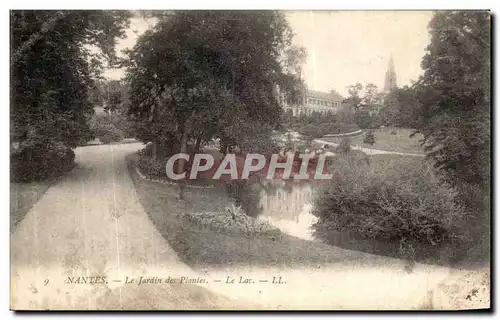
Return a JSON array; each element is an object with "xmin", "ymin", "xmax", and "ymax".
[{"xmin": 11, "ymin": 145, "xmax": 75, "ymax": 182}]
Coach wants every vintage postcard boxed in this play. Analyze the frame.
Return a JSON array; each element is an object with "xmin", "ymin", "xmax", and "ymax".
[{"xmin": 10, "ymin": 10, "xmax": 491, "ymax": 310}]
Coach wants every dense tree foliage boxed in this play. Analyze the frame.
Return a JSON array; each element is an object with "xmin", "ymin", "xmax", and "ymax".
[
  {"xmin": 11, "ymin": 10, "xmax": 131, "ymax": 181},
  {"xmin": 342, "ymin": 83, "xmax": 384, "ymax": 129},
  {"xmin": 88, "ymin": 79, "xmax": 135, "ymax": 143},
  {"xmin": 125, "ymin": 11, "xmax": 305, "ymax": 158},
  {"xmin": 103, "ymin": 79, "xmax": 131, "ymax": 115},
  {"xmin": 380, "ymin": 86, "xmax": 421, "ymax": 128},
  {"xmin": 413, "ymin": 11, "xmax": 490, "ymax": 198}
]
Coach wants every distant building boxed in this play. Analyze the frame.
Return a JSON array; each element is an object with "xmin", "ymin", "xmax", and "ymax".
[
  {"xmin": 384, "ymin": 56, "xmax": 398, "ymax": 93},
  {"xmin": 280, "ymin": 88, "xmax": 344, "ymax": 116}
]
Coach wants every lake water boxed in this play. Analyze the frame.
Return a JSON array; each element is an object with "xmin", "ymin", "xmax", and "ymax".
[{"xmin": 255, "ymin": 182, "xmax": 319, "ymax": 241}]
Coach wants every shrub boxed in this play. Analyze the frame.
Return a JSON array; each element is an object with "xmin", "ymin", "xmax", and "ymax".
[
  {"xmin": 312, "ymin": 122, "xmax": 359, "ymax": 136},
  {"xmin": 312, "ymin": 155, "xmax": 468, "ymax": 248},
  {"xmin": 140, "ymin": 142, "xmax": 168, "ymax": 156},
  {"xmin": 331, "ymin": 122, "xmax": 360, "ymax": 134},
  {"xmin": 363, "ymin": 130, "xmax": 376, "ymax": 145},
  {"xmin": 182, "ymin": 204, "xmax": 280, "ymax": 237},
  {"xmin": 97, "ymin": 124, "xmax": 124, "ymax": 144},
  {"xmin": 137, "ymin": 154, "xmax": 165, "ymax": 178},
  {"xmin": 111, "ymin": 114, "xmax": 136, "ymax": 138},
  {"xmin": 296, "ymin": 124, "xmax": 323, "ymax": 139},
  {"xmin": 295, "ymin": 122, "xmax": 360, "ymax": 138},
  {"xmin": 89, "ymin": 114, "xmax": 125, "ymax": 144},
  {"xmin": 11, "ymin": 143, "xmax": 75, "ymax": 182},
  {"xmin": 354, "ymin": 109, "xmax": 382, "ymax": 129}
]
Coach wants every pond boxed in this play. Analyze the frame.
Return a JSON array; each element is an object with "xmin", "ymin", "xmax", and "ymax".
[
  {"xmin": 257, "ymin": 182, "xmax": 319, "ymax": 241},
  {"xmin": 227, "ymin": 181, "xmax": 319, "ymax": 241}
]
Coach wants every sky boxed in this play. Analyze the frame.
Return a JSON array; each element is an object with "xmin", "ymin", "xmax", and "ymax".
[{"xmin": 107, "ymin": 11, "xmax": 434, "ymax": 97}]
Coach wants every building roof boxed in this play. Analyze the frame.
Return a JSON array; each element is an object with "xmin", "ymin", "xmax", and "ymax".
[
  {"xmin": 306, "ymin": 89, "xmax": 344, "ymax": 102},
  {"xmin": 329, "ymin": 90, "xmax": 344, "ymax": 101}
]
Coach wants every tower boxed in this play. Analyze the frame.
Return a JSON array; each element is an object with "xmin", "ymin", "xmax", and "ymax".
[{"xmin": 384, "ymin": 55, "xmax": 397, "ymax": 92}]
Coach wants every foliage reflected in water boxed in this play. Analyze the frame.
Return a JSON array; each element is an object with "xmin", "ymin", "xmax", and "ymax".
[{"xmin": 225, "ymin": 179, "xmax": 304, "ymax": 218}]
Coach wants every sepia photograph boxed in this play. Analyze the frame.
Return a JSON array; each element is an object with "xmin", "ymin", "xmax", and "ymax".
[{"xmin": 9, "ymin": 8, "xmax": 491, "ymax": 310}]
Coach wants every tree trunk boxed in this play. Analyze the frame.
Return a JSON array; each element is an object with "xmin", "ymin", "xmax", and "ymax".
[
  {"xmin": 231, "ymin": 63, "xmax": 235, "ymax": 102},
  {"xmin": 194, "ymin": 135, "xmax": 202, "ymax": 152},
  {"xmin": 223, "ymin": 144, "xmax": 229, "ymax": 156},
  {"xmin": 178, "ymin": 129, "xmax": 188, "ymax": 200}
]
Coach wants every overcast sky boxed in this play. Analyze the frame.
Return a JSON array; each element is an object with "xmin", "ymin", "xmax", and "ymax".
[{"xmin": 106, "ymin": 11, "xmax": 434, "ymax": 97}]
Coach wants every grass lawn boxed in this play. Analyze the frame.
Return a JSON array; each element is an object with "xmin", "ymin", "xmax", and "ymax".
[
  {"xmin": 126, "ymin": 153, "xmax": 382, "ymax": 270},
  {"xmin": 320, "ymin": 127, "xmax": 425, "ymax": 154},
  {"xmin": 10, "ymin": 181, "xmax": 52, "ymax": 230}
]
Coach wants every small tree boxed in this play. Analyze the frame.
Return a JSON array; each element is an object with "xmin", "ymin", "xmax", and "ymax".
[
  {"xmin": 363, "ymin": 130, "xmax": 376, "ymax": 146},
  {"xmin": 336, "ymin": 138, "xmax": 351, "ymax": 155}
]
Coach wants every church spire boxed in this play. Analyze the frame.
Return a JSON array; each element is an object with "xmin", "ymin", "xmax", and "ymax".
[{"xmin": 384, "ymin": 55, "xmax": 397, "ymax": 92}]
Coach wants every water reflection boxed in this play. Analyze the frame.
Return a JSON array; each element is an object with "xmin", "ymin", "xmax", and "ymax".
[
  {"xmin": 258, "ymin": 182, "xmax": 318, "ymax": 241},
  {"xmin": 226, "ymin": 181, "xmax": 318, "ymax": 241}
]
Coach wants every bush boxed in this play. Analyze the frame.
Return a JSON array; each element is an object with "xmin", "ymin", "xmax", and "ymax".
[
  {"xmin": 296, "ymin": 124, "xmax": 324, "ymax": 139},
  {"xmin": 363, "ymin": 130, "xmax": 376, "ymax": 145},
  {"xmin": 354, "ymin": 109, "xmax": 378, "ymax": 129},
  {"xmin": 295, "ymin": 122, "xmax": 360, "ymax": 139},
  {"xmin": 97, "ymin": 124, "xmax": 124, "ymax": 144},
  {"xmin": 182, "ymin": 204, "xmax": 279, "ymax": 237},
  {"xmin": 110, "ymin": 114, "xmax": 136, "ymax": 138},
  {"xmin": 137, "ymin": 154, "xmax": 165, "ymax": 178},
  {"xmin": 312, "ymin": 155, "xmax": 468, "ymax": 248},
  {"xmin": 140, "ymin": 142, "xmax": 155, "ymax": 156},
  {"xmin": 11, "ymin": 144, "xmax": 75, "ymax": 182},
  {"xmin": 89, "ymin": 114, "xmax": 125, "ymax": 144},
  {"xmin": 332, "ymin": 122, "xmax": 360, "ymax": 134}
]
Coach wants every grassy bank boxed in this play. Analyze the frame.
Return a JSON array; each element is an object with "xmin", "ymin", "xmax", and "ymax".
[
  {"xmin": 126, "ymin": 153, "xmax": 386, "ymax": 270},
  {"xmin": 320, "ymin": 127, "xmax": 425, "ymax": 154},
  {"xmin": 10, "ymin": 181, "xmax": 52, "ymax": 230}
]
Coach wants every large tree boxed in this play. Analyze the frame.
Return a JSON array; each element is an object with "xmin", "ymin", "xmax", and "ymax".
[
  {"xmin": 413, "ymin": 11, "xmax": 490, "ymax": 198},
  {"xmin": 380, "ymin": 86, "xmax": 420, "ymax": 128},
  {"xmin": 125, "ymin": 11, "xmax": 305, "ymax": 159},
  {"xmin": 11, "ymin": 10, "xmax": 131, "ymax": 180}
]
